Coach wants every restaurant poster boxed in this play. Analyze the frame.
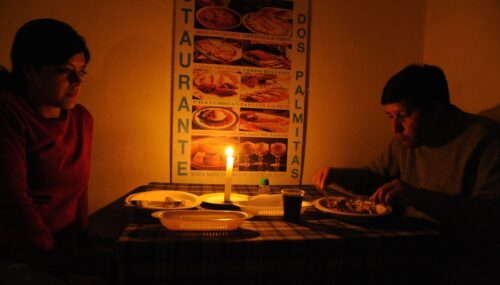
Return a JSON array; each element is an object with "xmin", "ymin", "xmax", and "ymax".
[{"xmin": 171, "ymin": 0, "xmax": 310, "ymax": 185}]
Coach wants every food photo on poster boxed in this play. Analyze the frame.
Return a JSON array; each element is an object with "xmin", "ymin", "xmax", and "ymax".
[
  {"xmin": 194, "ymin": 36, "xmax": 242, "ymax": 65},
  {"xmin": 190, "ymin": 136, "xmax": 238, "ymax": 171},
  {"xmin": 193, "ymin": 68, "xmax": 241, "ymax": 100},
  {"xmin": 238, "ymin": 137, "xmax": 288, "ymax": 172},
  {"xmin": 239, "ymin": 108, "xmax": 289, "ymax": 133},
  {"xmin": 192, "ymin": 105, "xmax": 239, "ymax": 131},
  {"xmin": 240, "ymin": 72, "xmax": 290, "ymax": 103},
  {"xmin": 194, "ymin": 0, "xmax": 293, "ymax": 37}
]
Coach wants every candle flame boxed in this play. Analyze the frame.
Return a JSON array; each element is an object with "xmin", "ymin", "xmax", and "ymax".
[{"xmin": 225, "ymin": 146, "xmax": 234, "ymax": 157}]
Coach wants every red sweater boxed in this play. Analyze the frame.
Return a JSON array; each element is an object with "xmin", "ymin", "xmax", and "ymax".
[{"xmin": 0, "ymin": 92, "xmax": 93, "ymax": 260}]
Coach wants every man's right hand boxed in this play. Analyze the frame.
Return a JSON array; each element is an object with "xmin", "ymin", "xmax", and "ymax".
[{"xmin": 312, "ymin": 167, "xmax": 333, "ymax": 190}]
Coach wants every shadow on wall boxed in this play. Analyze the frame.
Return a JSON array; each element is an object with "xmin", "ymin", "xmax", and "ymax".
[{"xmin": 479, "ymin": 103, "xmax": 500, "ymax": 123}]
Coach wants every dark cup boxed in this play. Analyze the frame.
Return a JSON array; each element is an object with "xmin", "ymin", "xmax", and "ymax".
[{"xmin": 281, "ymin": 189, "xmax": 305, "ymax": 222}]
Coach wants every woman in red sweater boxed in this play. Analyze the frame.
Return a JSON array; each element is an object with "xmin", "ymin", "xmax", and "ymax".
[{"xmin": 0, "ymin": 19, "xmax": 108, "ymax": 284}]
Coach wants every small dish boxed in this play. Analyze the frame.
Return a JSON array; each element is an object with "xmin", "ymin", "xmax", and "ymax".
[{"xmin": 151, "ymin": 210, "xmax": 249, "ymax": 231}]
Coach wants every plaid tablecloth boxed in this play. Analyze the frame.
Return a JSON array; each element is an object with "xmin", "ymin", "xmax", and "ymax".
[{"xmin": 116, "ymin": 183, "xmax": 443, "ymax": 285}]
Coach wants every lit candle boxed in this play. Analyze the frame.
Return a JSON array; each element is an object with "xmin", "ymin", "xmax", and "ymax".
[{"xmin": 224, "ymin": 146, "xmax": 234, "ymax": 202}]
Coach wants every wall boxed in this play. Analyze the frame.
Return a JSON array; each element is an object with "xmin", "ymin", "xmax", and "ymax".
[
  {"xmin": 303, "ymin": 0, "xmax": 425, "ymax": 179},
  {"xmin": 0, "ymin": 0, "xmax": 497, "ymax": 213},
  {"xmin": 423, "ymin": 0, "xmax": 500, "ymax": 114}
]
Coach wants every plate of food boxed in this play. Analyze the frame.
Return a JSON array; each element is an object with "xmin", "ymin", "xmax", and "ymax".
[
  {"xmin": 239, "ymin": 111, "xmax": 289, "ymax": 133},
  {"xmin": 193, "ymin": 107, "xmax": 238, "ymax": 130},
  {"xmin": 193, "ymin": 70, "xmax": 239, "ymax": 100},
  {"xmin": 195, "ymin": 38, "xmax": 242, "ymax": 64},
  {"xmin": 313, "ymin": 196, "xmax": 392, "ymax": 223},
  {"xmin": 191, "ymin": 137, "xmax": 238, "ymax": 170},
  {"xmin": 242, "ymin": 7, "xmax": 292, "ymax": 37},
  {"xmin": 125, "ymin": 190, "xmax": 202, "ymax": 210},
  {"xmin": 196, "ymin": 6, "xmax": 241, "ymax": 30}
]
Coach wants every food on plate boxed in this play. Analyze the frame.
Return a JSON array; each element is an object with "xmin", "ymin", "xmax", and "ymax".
[
  {"xmin": 191, "ymin": 138, "xmax": 237, "ymax": 169},
  {"xmin": 194, "ymin": 70, "xmax": 239, "ymax": 98},
  {"xmin": 326, "ymin": 198, "xmax": 389, "ymax": 215},
  {"xmin": 242, "ymin": 7, "xmax": 292, "ymax": 36},
  {"xmin": 241, "ymin": 73, "xmax": 277, "ymax": 88},
  {"xmin": 131, "ymin": 196, "xmax": 187, "ymax": 209},
  {"xmin": 239, "ymin": 111, "xmax": 289, "ymax": 133},
  {"xmin": 196, "ymin": 6, "xmax": 241, "ymax": 30},
  {"xmin": 243, "ymin": 49, "xmax": 290, "ymax": 69},
  {"xmin": 240, "ymin": 86, "xmax": 288, "ymax": 103},
  {"xmin": 193, "ymin": 151, "xmax": 223, "ymax": 167},
  {"xmin": 195, "ymin": 38, "xmax": 242, "ymax": 63},
  {"xmin": 193, "ymin": 107, "xmax": 237, "ymax": 130}
]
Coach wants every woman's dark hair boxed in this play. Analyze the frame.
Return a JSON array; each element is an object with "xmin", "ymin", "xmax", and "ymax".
[
  {"xmin": 381, "ymin": 64, "xmax": 450, "ymax": 109},
  {"xmin": 0, "ymin": 18, "xmax": 90, "ymax": 92}
]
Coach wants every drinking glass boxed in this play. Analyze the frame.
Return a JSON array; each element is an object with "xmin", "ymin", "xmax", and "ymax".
[{"xmin": 281, "ymin": 189, "xmax": 305, "ymax": 222}]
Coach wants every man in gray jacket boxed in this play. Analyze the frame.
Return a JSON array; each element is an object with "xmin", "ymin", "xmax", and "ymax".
[{"xmin": 313, "ymin": 64, "xmax": 500, "ymax": 237}]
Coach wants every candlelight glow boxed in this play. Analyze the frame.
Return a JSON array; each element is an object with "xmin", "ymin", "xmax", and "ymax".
[
  {"xmin": 225, "ymin": 146, "xmax": 234, "ymax": 157},
  {"xmin": 224, "ymin": 146, "xmax": 234, "ymax": 202}
]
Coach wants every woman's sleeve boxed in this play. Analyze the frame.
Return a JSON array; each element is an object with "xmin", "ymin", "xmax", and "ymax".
[{"xmin": 0, "ymin": 103, "xmax": 65, "ymax": 271}]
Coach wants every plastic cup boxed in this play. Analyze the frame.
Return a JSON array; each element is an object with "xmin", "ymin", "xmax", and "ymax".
[{"xmin": 281, "ymin": 189, "xmax": 305, "ymax": 222}]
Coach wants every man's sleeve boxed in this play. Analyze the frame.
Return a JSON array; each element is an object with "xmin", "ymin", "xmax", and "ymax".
[{"xmin": 329, "ymin": 140, "xmax": 400, "ymax": 195}]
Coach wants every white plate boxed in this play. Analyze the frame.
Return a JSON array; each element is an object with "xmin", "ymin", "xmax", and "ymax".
[
  {"xmin": 313, "ymin": 196, "xmax": 392, "ymax": 223},
  {"xmin": 152, "ymin": 210, "xmax": 249, "ymax": 231},
  {"xmin": 199, "ymin": 192, "xmax": 249, "ymax": 205},
  {"xmin": 234, "ymin": 194, "xmax": 311, "ymax": 216},
  {"xmin": 125, "ymin": 190, "xmax": 202, "ymax": 210}
]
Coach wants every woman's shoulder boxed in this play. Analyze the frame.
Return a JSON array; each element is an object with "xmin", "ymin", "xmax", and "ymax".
[
  {"xmin": 71, "ymin": 104, "xmax": 93, "ymax": 126},
  {"xmin": 0, "ymin": 91, "xmax": 30, "ymax": 115},
  {"xmin": 72, "ymin": 104, "xmax": 92, "ymax": 117}
]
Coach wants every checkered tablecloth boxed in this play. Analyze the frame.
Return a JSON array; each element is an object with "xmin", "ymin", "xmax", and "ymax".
[{"xmin": 116, "ymin": 183, "xmax": 443, "ymax": 285}]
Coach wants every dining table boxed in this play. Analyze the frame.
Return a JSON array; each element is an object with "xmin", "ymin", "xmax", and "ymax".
[{"xmin": 114, "ymin": 182, "xmax": 444, "ymax": 285}]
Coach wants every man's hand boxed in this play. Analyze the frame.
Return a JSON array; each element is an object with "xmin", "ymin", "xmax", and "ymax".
[
  {"xmin": 370, "ymin": 179, "xmax": 413, "ymax": 206},
  {"xmin": 312, "ymin": 167, "xmax": 332, "ymax": 190}
]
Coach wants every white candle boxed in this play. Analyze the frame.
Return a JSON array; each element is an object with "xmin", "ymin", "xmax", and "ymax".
[{"xmin": 224, "ymin": 146, "xmax": 234, "ymax": 202}]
